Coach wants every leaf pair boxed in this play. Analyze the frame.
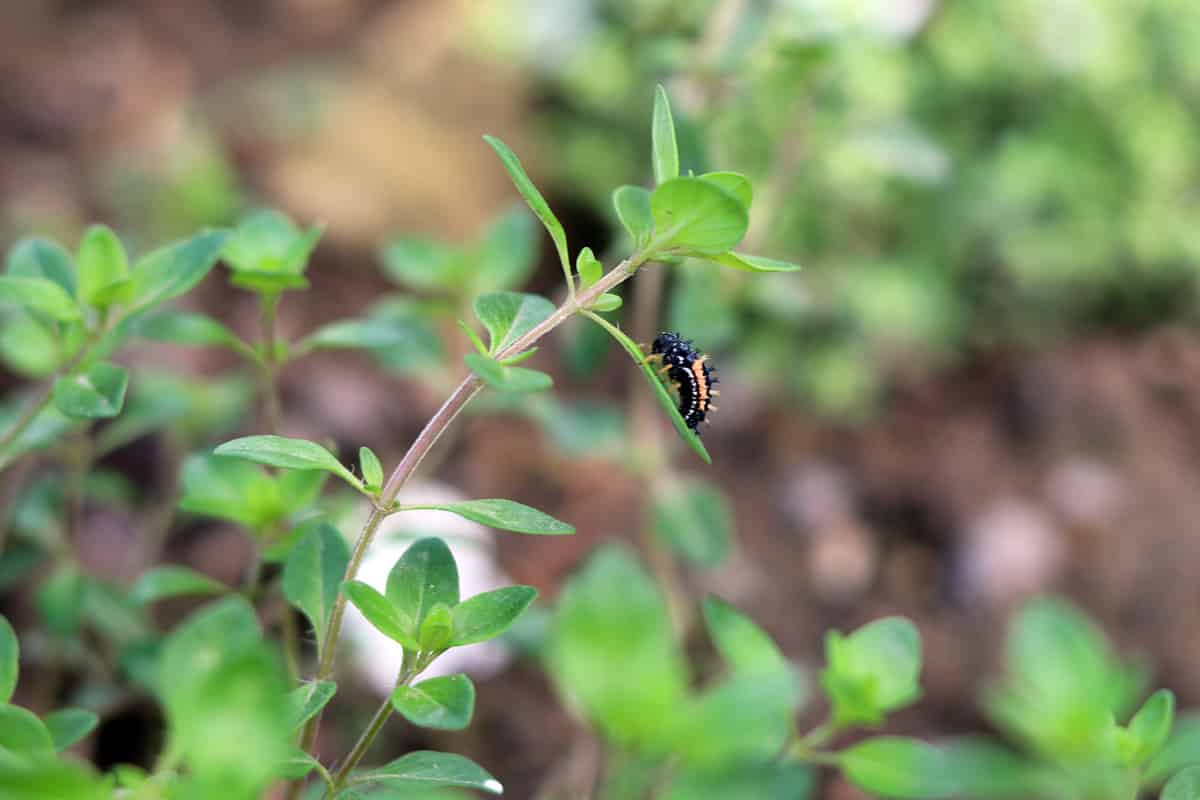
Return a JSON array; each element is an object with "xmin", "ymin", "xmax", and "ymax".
[
  {"xmin": 344, "ymin": 537, "xmax": 538, "ymax": 657},
  {"xmin": 462, "ymin": 291, "xmax": 555, "ymax": 393}
]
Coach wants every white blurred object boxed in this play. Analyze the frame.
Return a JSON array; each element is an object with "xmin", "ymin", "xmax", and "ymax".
[
  {"xmin": 341, "ymin": 482, "xmax": 516, "ymax": 695},
  {"xmin": 958, "ymin": 499, "xmax": 1065, "ymax": 608}
]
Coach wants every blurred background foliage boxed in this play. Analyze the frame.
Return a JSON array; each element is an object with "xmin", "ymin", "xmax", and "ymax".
[{"xmin": 6, "ymin": 0, "xmax": 1200, "ymax": 797}]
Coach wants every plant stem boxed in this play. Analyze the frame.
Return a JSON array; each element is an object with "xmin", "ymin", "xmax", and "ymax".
[
  {"xmin": 259, "ymin": 292, "xmax": 283, "ymax": 433},
  {"xmin": 327, "ymin": 655, "xmax": 421, "ymax": 794},
  {"xmin": 281, "ymin": 601, "xmax": 301, "ymax": 683},
  {"xmin": 0, "ymin": 384, "xmax": 56, "ymax": 468},
  {"xmin": 284, "ymin": 254, "xmax": 648, "ymax": 800}
]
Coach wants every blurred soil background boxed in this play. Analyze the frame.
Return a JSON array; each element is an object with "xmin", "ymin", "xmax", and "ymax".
[{"xmin": 4, "ymin": 1, "xmax": 1200, "ymax": 797}]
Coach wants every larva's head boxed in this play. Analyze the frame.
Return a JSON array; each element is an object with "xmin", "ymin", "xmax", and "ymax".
[{"xmin": 651, "ymin": 332, "xmax": 696, "ymax": 367}]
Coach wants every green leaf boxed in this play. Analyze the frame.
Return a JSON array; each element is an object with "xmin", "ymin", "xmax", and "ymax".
[
  {"xmin": 651, "ymin": 85, "xmax": 679, "ymax": 185},
  {"xmin": 613, "ymin": 185, "xmax": 654, "ymax": 247},
  {"xmin": 7, "ymin": 237, "xmax": 75, "ymax": 295},
  {"xmin": 286, "ymin": 680, "xmax": 337, "ymax": 730},
  {"xmin": 386, "ymin": 537, "xmax": 460, "ymax": 630},
  {"xmin": 213, "ymin": 435, "xmax": 362, "ymax": 492},
  {"xmin": 379, "ymin": 238, "xmax": 462, "ymax": 292},
  {"xmin": 177, "ymin": 453, "xmax": 282, "ymax": 528},
  {"xmin": 1122, "ymin": 689, "xmax": 1174, "ymax": 766},
  {"xmin": 283, "ymin": 523, "xmax": 351, "ymax": 646},
  {"xmin": 666, "ymin": 671, "xmax": 797, "ymax": 768},
  {"xmin": 465, "ymin": 352, "xmax": 553, "ymax": 394},
  {"xmin": 134, "ymin": 310, "xmax": 253, "ymax": 357},
  {"xmin": 702, "ymin": 597, "xmax": 789, "ymax": 678},
  {"xmin": 130, "ymin": 566, "xmax": 227, "ymax": 605},
  {"xmin": 840, "ymin": 737, "xmax": 954, "ymax": 799},
  {"xmin": 1165, "ymin": 767, "xmax": 1200, "ymax": 800},
  {"xmin": 985, "ymin": 598, "xmax": 1144, "ymax": 762},
  {"xmin": 0, "ymin": 276, "xmax": 80, "ymax": 321},
  {"xmin": 712, "ymin": 252, "xmax": 803, "ymax": 273},
  {"xmin": 52, "ymin": 362, "xmax": 129, "ymax": 419},
  {"xmin": 0, "ymin": 616, "xmax": 16, "ymax": 704},
  {"xmin": 0, "ymin": 705, "xmax": 54, "ymax": 756},
  {"xmin": 822, "ymin": 617, "xmax": 922, "ymax": 726},
  {"xmin": 651, "ymin": 479, "xmax": 732, "ymax": 566},
  {"xmin": 699, "ymin": 172, "xmax": 752, "ymax": 209},
  {"xmin": 581, "ymin": 310, "xmax": 711, "ymax": 463},
  {"xmin": 483, "ymin": 135, "xmax": 571, "ymax": 288},
  {"xmin": 35, "ymin": 565, "xmax": 86, "ymax": 637},
  {"xmin": 590, "ymin": 293, "xmax": 623, "ymax": 313},
  {"xmin": 128, "ymin": 230, "xmax": 229, "ymax": 313},
  {"xmin": 42, "ymin": 708, "xmax": 99, "ymax": 751},
  {"xmin": 472, "ymin": 291, "xmax": 555, "ymax": 354},
  {"xmin": 349, "ymin": 750, "xmax": 502, "ymax": 795},
  {"xmin": 576, "ymin": 247, "xmax": 602, "ymax": 287},
  {"xmin": 0, "ymin": 750, "xmax": 108, "ymax": 798},
  {"xmin": 451, "ymin": 586, "xmax": 537, "ymax": 646},
  {"xmin": 941, "ymin": 738, "xmax": 1038, "ymax": 798},
  {"xmin": 474, "ymin": 206, "xmax": 539, "ymax": 292},
  {"xmin": 77, "ymin": 225, "xmax": 131, "ymax": 308},
  {"xmin": 457, "ymin": 320, "xmax": 490, "ymax": 357},
  {"xmin": 418, "ymin": 603, "xmax": 454, "ymax": 652},
  {"xmin": 359, "ymin": 447, "xmax": 383, "ymax": 492},
  {"xmin": 650, "ymin": 177, "xmax": 749, "ymax": 255},
  {"xmin": 222, "ymin": 210, "xmax": 321, "ymax": 292},
  {"xmin": 159, "ymin": 597, "xmax": 290, "ymax": 796},
  {"xmin": 392, "ymin": 674, "xmax": 475, "ymax": 730},
  {"xmin": 1148, "ymin": 715, "xmax": 1200, "ymax": 782},
  {"xmin": 343, "ymin": 580, "xmax": 420, "ymax": 651},
  {"xmin": 403, "ymin": 499, "xmax": 574, "ymax": 535},
  {"xmin": 0, "ymin": 311, "xmax": 61, "ymax": 378},
  {"xmin": 298, "ymin": 317, "xmax": 418, "ymax": 353},
  {"xmin": 546, "ymin": 545, "xmax": 688, "ymax": 747}
]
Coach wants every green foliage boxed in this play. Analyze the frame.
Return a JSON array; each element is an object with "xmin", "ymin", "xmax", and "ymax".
[
  {"xmin": 283, "ymin": 523, "xmax": 351, "ymax": 648},
  {"xmin": 483, "ymin": 136, "xmax": 572, "ymax": 290},
  {"xmin": 345, "ymin": 751, "xmax": 502, "ymax": 796},
  {"xmin": 41, "ymin": 709, "xmax": 99, "ymax": 752},
  {"xmin": 400, "ymin": 499, "xmax": 574, "ymax": 535},
  {"xmin": 222, "ymin": 210, "xmax": 322, "ymax": 293},
  {"xmin": 392, "ymin": 674, "xmax": 476, "ymax": 731},
  {"xmin": 51, "ymin": 362, "xmax": 128, "ymax": 419},
  {"xmin": 821, "ymin": 617, "xmax": 923, "ymax": 726},
  {"xmin": 129, "ymin": 565, "xmax": 227, "ymax": 605},
  {"xmin": 1165, "ymin": 768, "xmax": 1200, "ymax": 800},
  {"xmin": 213, "ymin": 434, "xmax": 364, "ymax": 493},
  {"xmin": 651, "ymin": 479, "xmax": 732, "ymax": 567},
  {"xmin": 839, "ymin": 737, "xmax": 954, "ymax": 799},
  {"xmin": 158, "ymin": 597, "xmax": 291, "ymax": 798},
  {"xmin": 0, "ymin": 616, "xmax": 17, "ymax": 704}
]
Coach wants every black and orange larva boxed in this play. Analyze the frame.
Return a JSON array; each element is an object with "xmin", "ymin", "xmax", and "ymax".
[{"xmin": 648, "ymin": 331, "xmax": 719, "ymax": 433}]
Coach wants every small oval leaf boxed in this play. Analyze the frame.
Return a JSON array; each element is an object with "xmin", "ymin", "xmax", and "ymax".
[
  {"xmin": 650, "ymin": 177, "xmax": 749, "ymax": 255},
  {"xmin": 613, "ymin": 185, "xmax": 654, "ymax": 247},
  {"xmin": 283, "ymin": 523, "xmax": 351, "ymax": 646},
  {"xmin": 483, "ymin": 135, "xmax": 571, "ymax": 286},
  {"xmin": 392, "ymin": 674, "xmax": 476, "ymax": 730},
  {"xmin": 712, "ymin": 251, "xmax": 803, "ymax": 273},
  {"xmin": 343, "ymin": 580, "xmax": 420, "ymax": 651},
  {"xmin": 451, "ymin": 586, "xmax": 537, "ymax": 646},
  {"xmin": 213, "ymin": 435, "xmax": 362, "ymax": 491},
  {"xmin": 42, "ymin": 708, "xmax": 99, "ymax": 751},
  {"xmin": 404, "ymin": 499, "xmax": 574, "ymax": 535},
  {"xmin": 351, "ymin": 750, "xmax": 502, "ymax": 795},
  {"xmin": 472, "ymin": 291, "xmax": 556, "ymax": 354},
  {"xmin": 839, "ymin": 737, "xmax": 955, "ymax": 799},
  {"xmin": 130, "ymin": 566, "xmax": 227, "ymax": 605},
  {"xmin": 652, "ymin": 85, "xmax": 680, "ymax": 185},
  {"xmin": 52, "ymin": 362, "xmax": 129, "ymax": 420}
]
